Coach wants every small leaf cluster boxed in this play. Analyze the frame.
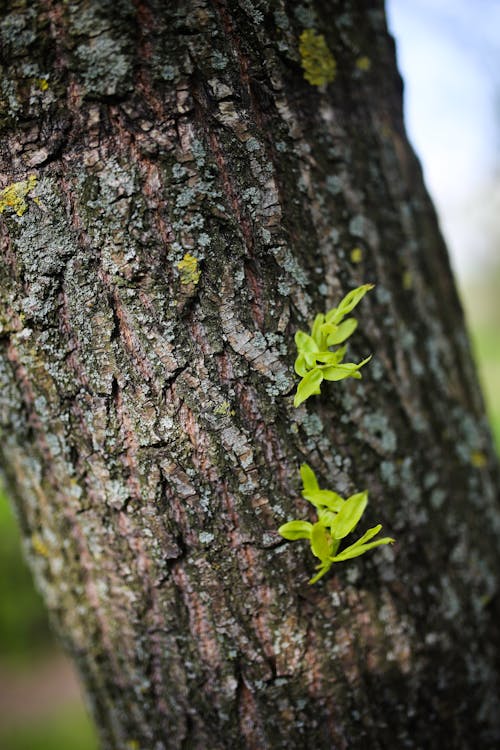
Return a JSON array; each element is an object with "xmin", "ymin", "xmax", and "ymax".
[
  {"xmin": 294, "ymin": 284, "xmax": 374, "ymax": 407},
  {"xmin": 279, "ymin": 465, "xmax": 395, "ymax": 584},
  {"xmin": 278, "ymin": 282, "xmax": 395, "ymax": 583}
]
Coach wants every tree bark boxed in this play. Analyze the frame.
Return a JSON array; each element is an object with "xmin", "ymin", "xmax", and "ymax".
[{"xmin": 1, "ymin": 1, "xmax": 499, "ymax": 748}]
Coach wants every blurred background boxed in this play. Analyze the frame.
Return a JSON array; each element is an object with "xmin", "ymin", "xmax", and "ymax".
[
  {"xmin": 388, "ymin": 0, "xmax": 500, "ymax": 450},
  {"xmin": 1, "ymin": 1, "xmax": 499, "ymax": 747}
]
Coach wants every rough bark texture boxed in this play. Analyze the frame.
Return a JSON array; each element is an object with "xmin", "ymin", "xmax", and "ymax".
[{"xmin": 1, "ymin": 1, "xmax": 499, "ymax": 748}]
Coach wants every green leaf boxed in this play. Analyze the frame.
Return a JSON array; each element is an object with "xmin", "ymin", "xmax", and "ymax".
[
  {"xmin": 330, "ymin": 491, "xmax": 368, "ymax": 539},
  {"xmin": 300, "ymin": 463, "xmax": 319, "ymax": 494},
  {"xmin": 317, "ymin": 345, "xmax": 347, "ymax": 365},
  {"xmin": 317, "ymin": 511, "xmax": 342, "ymax": 544},
  {"xmin": 324, "ymin": 306, "xmax": 339, "ymax": 326},
  {"xmin": 331, "ymin": 536, "xmax": 395, "ymax": 562},
  {"xmin": 304, "ymin": 351, "xmax": 317, "ymax": 369},
  {"xmin": 320, "ymin": 364, "xmax": 360, "ymax": 382},
  {"xmin": 325, "ymin": 317, "xmax": 358, "ymax": 345},
  {"xmin": 357, "ymin": 355, "xmax": 372, "ymax": 368},
  {"xmin": 320, "ymin": 355, "xmax": 372, "ymax": 381},
  {"xmin": 294, "ymin": 353, "xmax": 309, "ymax": 377},
  {"xmin": 347, "ymin": 524, "xmax": 382, "ymax": 547},
  {"xmin": 326, "ymin": 284, "xmax": 374, "ymax": 324},
  {"xmin": 294, "ymin": 367, "xmax": 323, "ymax": 407},
  {"xmin": 315, "ymin": 349, "xmax": 346, "ymax": 364},
  {"xmin": 295, "ymin": 330, "xmax": 318, "ymax": 353},
  {"xmin": 308, "ymin": 562, "xmax": 332, "ymax": 584},
  {"xmin": 311, "ymin": 313, "xmax": 326, "ymax": 348},
  {"xmin": 336, "ymin": 283, "xmax": 374, "ymax": 317},
  {"xmin": 310, "ymin": 521, "xmax": 332, "ymax": 561},
  {"xmin": 318, "ymin": 323, "xmax": 337, "ymax": 338},
  {"xmin": 303, "ymin": 489, "xmax": 344, "ymax": 512},
  {"xmin": 318, "ymin": 508, "xmax": 337, "ymax": 527},
  {"xmin": 278, "ymin": 520, "xmax": 313, "ymax": 540}
]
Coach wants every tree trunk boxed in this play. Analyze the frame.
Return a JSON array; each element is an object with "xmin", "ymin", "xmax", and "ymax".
[{"xmin": 1, "ymin": 1, "xmax": 499, "ymax": 748}]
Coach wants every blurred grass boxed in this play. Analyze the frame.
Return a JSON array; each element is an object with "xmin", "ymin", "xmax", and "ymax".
[
  {"xmin": 463, "ymin": 273, "xmax": 500, "ymax": 451},
  {"xmin": 0, "ymin": 492, "xmax": 98, "ymax": 749},
  {"xmin": 0, "ymin": 703, "xmax": 97, "ymax": 750},
  {"xmin": 471, "ymin": 327, "xmax": 500, "ymax": 449},
  {"xmin": 0, "ymin": 493, "xmax": 52, "ymax": 666}
]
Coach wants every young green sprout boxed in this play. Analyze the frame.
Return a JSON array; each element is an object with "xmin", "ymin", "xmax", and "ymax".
[
  {"xmin": 279, "ymin": 464, "xmax": 395, "ymax": 584},
  {"xmin": 294, "ymin": 283, "xmax": 374, "ymax": 407}
]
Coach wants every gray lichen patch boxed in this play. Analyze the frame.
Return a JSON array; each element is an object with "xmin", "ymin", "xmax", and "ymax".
[
  {"xmin": 75, "ymin": 35, "xmax": 132, "ymax": 97},
  {"xmin": 0, "ymin": 7, "xmax": 37, "ymax": 56},
  {"xmin": 11, "ymin": 177, "xmax": 76, "ymax": 274},
  {"xmin": 66, "ymin": 0, "xmax": 136, "ymax": 99},
  {"xmin": 360, "ymin": 411, "xmax": 397, "ymax": 454}
]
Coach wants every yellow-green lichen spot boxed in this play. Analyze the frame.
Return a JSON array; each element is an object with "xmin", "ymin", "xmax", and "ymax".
[
  {"xmin": 350, "ymin": 247, "xmax": 363, "ymax": 264},
  {"xmin": 299, "ymin": 29, "xmax": 336, "ymax": 87},
  {"xmin": 402, "ymin": 270, "xmax": 413, "ymax": 290},
  {"xmin": 0, "ymin": 175, "xmax": 37, "ymax": 217},
  {"xmin": 177, "ymin": 252, "xmax": 201, "ymax": 285},
  {"xmin": 470, "ymin": 450, "xmax": 487, "ymax": 468},
  {"xmin": 214, "ymin": 400, "xmax": 235, "ymax": 416},
  {"xmin": 31, "ymin": 533, "xmax": 49, "ymax": 558},
  {"xmin": 355, "ymin": 56, "xmax": 371, "ymax": 72},
  {"xmin": 35, "ymin": 77, "xmax": 49, "ymax": 91}
]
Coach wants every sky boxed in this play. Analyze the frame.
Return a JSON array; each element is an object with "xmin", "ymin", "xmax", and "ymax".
[{"xmin": 386, "ymin": 0, "xmax": 500, "ymax": 280}]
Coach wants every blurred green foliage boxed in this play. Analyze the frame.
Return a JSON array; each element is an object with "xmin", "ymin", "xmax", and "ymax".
[
  {"xmin": 464, "ymin": 274, "xmax": 500, "ymax": 451},
  {"xmin": 0, "ymin": 490, "xmax": 98, "ymax": 748},
  {"xmin": 0, "ymin": 492, "xmax": 53, "ymax": 666},
  {"xmin": 470, "ymin": 325, "xmax": 500, "ymax": 449},
  {"xmin": 0, "ymin": 703, "xmax": 98, "ymax": 750}
]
